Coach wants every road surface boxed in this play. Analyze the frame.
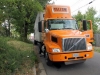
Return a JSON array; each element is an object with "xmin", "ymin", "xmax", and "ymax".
[{"xmin": 34, "ymin": 46, "xmax": 100, "ymax": 75}]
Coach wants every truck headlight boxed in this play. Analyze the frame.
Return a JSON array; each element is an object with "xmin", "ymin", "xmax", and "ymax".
[
  {"xmin": 52, "ymin": 48, "xmax": 60, "ymax": 52},
  {"xmin": 87, "ymin": 45, "xmax": 92, "ymax": 51}
]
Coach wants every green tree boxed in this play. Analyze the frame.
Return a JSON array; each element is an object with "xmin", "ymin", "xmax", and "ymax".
[
  {"xmin": 0, "ymin": 8, "xmax": 7, "ymax": 36},
  {"xmin": 0, "ymin": 0, "xmax": 50, "ymax": 40},
  {"xmin": 85, "ymin": 7, "xmax": 97, "ymax": 32},
  {"xmin": 37, "ymin": 0, "xmax": 51, "ymax": 7},
  {"xmin": 11, "ymin": 0, "xmax": 43, "ymax": 40},
  {"xmin": 73, "ymin": 7, "xmax": 98, "ymax": 32},
  {"xmin": 73, "ymin": 11, "xmax": 83, "ymax": 21},
  {"xmin": 73, "ymin": 11, "xmax": 84, "ymax": 28}
]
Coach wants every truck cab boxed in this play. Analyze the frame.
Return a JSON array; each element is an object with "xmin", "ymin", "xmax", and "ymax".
[{"xmin": 34, "ymin": 4, "xmax": 94, "ymax": 66}]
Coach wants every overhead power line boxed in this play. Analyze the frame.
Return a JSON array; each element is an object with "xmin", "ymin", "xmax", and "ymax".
[
  {"xmin": 72, "ymin": 0, "xmax": 96, "ymax": 13},
  {"xmin": 71, "ymin": 0, "xmax": 82, "ymax": 7}
]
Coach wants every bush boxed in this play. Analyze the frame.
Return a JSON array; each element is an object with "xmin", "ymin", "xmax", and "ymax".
[
  {"xmin": 0, "ymin": 37, "xmax": 36, "ymax": 74},
  {"xmin": 94, "ymin": 30, "xmax": 100, "ymax": 34}
]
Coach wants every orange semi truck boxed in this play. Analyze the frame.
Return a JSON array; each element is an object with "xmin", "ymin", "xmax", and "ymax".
[{"xmin": 34, "ymin": 4, "xmax": 94, "ymax": 66}]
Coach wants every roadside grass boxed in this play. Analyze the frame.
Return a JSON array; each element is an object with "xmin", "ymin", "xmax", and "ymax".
[
  {"xmin": 94, "ymin": 47, "xmax": 100, "ymax": 53},
  {"xmin": 0, "ymin": 37, "xmax": 37, "ymax": 75}
]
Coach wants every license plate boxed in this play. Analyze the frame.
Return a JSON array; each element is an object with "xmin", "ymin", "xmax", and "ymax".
[{"xmin": 73, "ymin": 53, "xmax": 79, "ymax": 57}]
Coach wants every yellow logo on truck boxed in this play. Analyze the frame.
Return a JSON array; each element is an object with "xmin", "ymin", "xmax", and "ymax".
[{"xmin": 52, "ymin": 7, "xmax": 68, "ymax": 13}]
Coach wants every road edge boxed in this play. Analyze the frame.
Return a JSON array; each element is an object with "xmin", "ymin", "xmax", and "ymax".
[
  {"xmin": 33, "ymin": 62, "xmax": 36, "ymax": 75},
  {"xmin": 38, "ymin": 62, "xmax": 47, "ymax": 75}
]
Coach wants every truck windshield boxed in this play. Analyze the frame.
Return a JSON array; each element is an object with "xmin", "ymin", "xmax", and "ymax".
[{"xmin": 48, "ymin": 19, "xmax": 78, "ymax": 30}]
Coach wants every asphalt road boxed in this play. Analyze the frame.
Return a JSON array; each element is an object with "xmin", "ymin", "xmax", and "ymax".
[{"xmin": 34, "ymin": 46, "xmax": 100, "ymax": 75}]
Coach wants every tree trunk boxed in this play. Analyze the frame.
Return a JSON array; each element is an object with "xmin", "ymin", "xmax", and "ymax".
[{"xmin": 23, "ymin": 21, "xmax": 28, "ymax": 41}]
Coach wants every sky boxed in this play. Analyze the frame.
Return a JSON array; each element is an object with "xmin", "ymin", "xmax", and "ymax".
[{"xmin": 50, "ymin": 0, "xmax": 100, "ymax": 16}]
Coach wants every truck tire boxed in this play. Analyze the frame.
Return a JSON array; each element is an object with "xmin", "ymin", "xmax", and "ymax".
[
  {"xmin": 38, "ymin": 43, "xmax": 43, "ymax": 54},
  {"xmin": 44, "ymin": 51, "xmax": 53, "ymax": 66},
  {"xmin": 34, "ymin": 40, "xmax": 37, "ymax": 45}
]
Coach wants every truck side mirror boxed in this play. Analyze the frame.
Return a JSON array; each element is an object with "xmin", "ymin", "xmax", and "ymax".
[
  {"xmin": 38, "ymin": 21, "xmax": 42, "ymax": 32},
  {"xmin": 83, "ymin": 20, "xmax": 87, "ymax": 31}
]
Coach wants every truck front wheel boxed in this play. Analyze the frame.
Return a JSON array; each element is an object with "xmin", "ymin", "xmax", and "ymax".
[{"xmin": 45, "ymin": 51, "xmax": 53, "ymax": 66}]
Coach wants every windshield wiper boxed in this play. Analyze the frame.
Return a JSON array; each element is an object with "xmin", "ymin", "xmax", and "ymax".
[
  {"xmin": 50, "ymin": 28, "xmax": 75, "ymax": 30},
  {"xmin": 50, "ymin": 28, "xmax": 63, "ymax": 30},
  {"xmin": 63, "ymin": 28, "xmax": 75, "ymax": 30},
  {"xmin": 50, "ymin": 28, "xmax": 60, "ymax": 30}
]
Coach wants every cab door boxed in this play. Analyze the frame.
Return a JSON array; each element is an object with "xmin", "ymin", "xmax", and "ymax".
[{"xmin": 82, "ymin": 20, "xmax": 94, "ymax": 43}]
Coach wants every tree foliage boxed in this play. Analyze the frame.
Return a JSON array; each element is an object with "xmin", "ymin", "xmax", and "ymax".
[
  {"xmin": 73, "ymin": 11, "xmax": 83, "ymax": 21},
  {"xmin": 85, "ymin": 7, "xmax": 97, "ymax": 32},
  {"xmin": 0, "ymin": 0, "xmax": 50, "ymax": 40},
  {"xmin": 73, "ymin": 11, "xmax": 84, "ymax": 28},
  {"xmin": 73, "ymin": 7, "xmax": 99, "ymax": 32}
]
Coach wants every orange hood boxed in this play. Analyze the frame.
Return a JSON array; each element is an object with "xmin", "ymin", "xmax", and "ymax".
[{"xmin": 49, "ymin": 30, "xmax": 85, "ymax": 38}]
